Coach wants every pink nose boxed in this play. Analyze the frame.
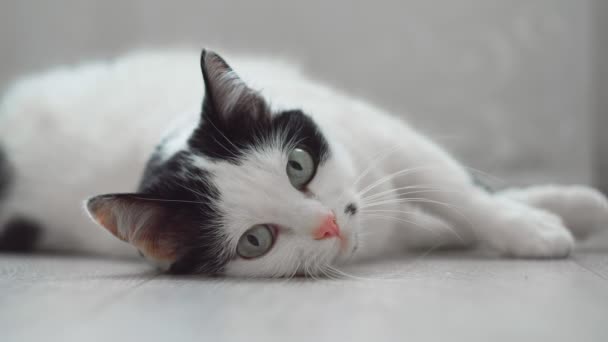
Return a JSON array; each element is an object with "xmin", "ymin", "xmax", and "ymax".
[{"xmin": 312, "ymin": 213, "xmax": 341, "ymax": 240}]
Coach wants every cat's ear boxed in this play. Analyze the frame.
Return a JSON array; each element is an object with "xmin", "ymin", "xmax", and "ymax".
[
  {"xmin": 85, "ymin": 193, "xmax": 194, "ymax": 267},
  {"xmin": 200, "ymin": 49, "xmax": 268, "ymax": 122}
]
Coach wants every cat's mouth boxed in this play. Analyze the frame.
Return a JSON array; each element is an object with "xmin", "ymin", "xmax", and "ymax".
[{"xmin": 331, "ymin": 229, "xmax": 358, "ymax": 263}]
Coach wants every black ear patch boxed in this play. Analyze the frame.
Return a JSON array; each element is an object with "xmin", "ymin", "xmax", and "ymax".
[
  {"xmin": 200, "ymin": 50, "xmax": 269, "ymax": 124},
  {"xmin": 190, "ymin": 50, "xmax": 271, "ymax": 163},
  {"xmin": 192, "ymin": 49, "xmax": 329, "ymax": 165}
]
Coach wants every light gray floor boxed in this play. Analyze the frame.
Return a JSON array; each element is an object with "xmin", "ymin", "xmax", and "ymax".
[{"xmin": 2, "ymin": 249, "xmax": 607, "ymax": 342}]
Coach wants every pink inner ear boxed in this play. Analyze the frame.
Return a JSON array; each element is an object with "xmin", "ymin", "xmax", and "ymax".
[
  {"xmin": 87, "ymin": 195, "xmax": 180, "ymax": 264},
  {"xmin": 90, "ymin": 203, "xmax": 123, "ymax": 240},
  {"xmin": 133, "ymin": 232, "xmax": 179, "ymax": 263},
  {"xmin": 98, "ymin": 207, "xmax": 178, "ymax": 263}
]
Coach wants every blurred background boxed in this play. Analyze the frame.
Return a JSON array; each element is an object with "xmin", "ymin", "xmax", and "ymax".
[{"xmin": 0, "ymin": 0, "xmax": 606, "ymax": 191}]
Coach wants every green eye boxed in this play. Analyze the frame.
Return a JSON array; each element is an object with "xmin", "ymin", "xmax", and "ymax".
[
  {"xmin": 286, "ymin": 148, "xmax": 315, "ymax": 189},
  {"xmin": 237, "ymin": 225, "xmax": 275, "ymax": 259}
]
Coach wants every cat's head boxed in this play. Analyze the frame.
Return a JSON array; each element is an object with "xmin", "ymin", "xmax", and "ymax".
[{"xmin": 85, "ymin": 50, "xmax": 362, "ymax": 277}]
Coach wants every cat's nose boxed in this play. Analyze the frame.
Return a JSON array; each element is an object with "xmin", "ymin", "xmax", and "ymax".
[{"xmin": 312, "ymin": 213, "xmax": 340, "ymax": 240}]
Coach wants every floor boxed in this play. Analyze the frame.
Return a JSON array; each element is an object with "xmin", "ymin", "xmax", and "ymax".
[{"xmin": 2, "ymin": 247, "xmax": 608, "ymax": 342}]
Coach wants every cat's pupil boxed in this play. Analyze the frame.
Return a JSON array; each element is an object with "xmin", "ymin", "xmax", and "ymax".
[
  {"xmin": 247, "ymin": 234, "xmax": 260, "ymax": 247},
  {"xmin": 289, "ymin": 161, "xmax": 303, "ymax": 171}
]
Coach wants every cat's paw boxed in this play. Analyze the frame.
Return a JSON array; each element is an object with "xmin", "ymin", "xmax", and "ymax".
[
  {"xmin": 500, "ymin": 185, "xmax": 608, "ymax": 238},
  {"xmin": 543, "ymin": 186, "xmax": 608, "ymax": 238},
  {"xmin": 491, "ymin": 201, "xmax": 575, "ymax": 258}
]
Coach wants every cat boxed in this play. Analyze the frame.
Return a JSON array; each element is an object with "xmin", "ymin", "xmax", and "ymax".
[{"xmin": 1, "ymin": 48, "xmax": 607, "ymax": 277}]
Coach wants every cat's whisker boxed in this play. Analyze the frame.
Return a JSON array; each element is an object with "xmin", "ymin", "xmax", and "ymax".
[
  {"xmin": 290, "ymin": 260, "xmax": 303, "ymax": 280},
  {"xmin": 359, "ymin": 209, "xmax": 419, "ymax": 215},
  {"xmin": 320, "ymin": 265, "xmax": 349, "ymax": 280},
  {"xmin": 360, "ymin": 213, "xmax": 435, "ymax": 234},
  {"xmin": 363, "ymin": 197, "xmax": 472, "ymax": 224},
  {"xmin": 301, "ymin": 260, "xmax": 310, "ymax": 280},
  {"xmin": 210, "ymin": 136, "xmax": 240, "ymax": 161},
  {"xmin": 313, "ymin": 247, "xmax": 336, "ymax": 279},
  {"xmin": 318, "ymin": 264, "xmax": 338, "ymax": 280},
  {"xmin": 206, "ymin": 118, "xmax": 243, "ymax": 160},
  {"xmin": 362, "ymin": 188, "xmax": 463, "ymax": 204},
  {"xmin": 361, "ymin": 197, "xmax": 469, "ymax": 220},
  {"xmin": 463, "ymin": 165, "xmax": 507, "ymax": 187},
  {"xmin": 325, "ymin": 241, "xmax": 448, "ymax": 283},
  {"xmin": 130, "ymin": 197, "xmax": 208, "ymax": 206},
  {"xmin": 389, "ymin": 241, "xmax": 445, "ymax": 277},
  {"xmin": 361, "ymin": 212, "xmax": 465, "ymax": 243},
  {"xmin": 361, "ymin": 197, "xmax": 462, "ymax": 211},
  {"xmin": 280, "ymin": 259, "xmax": 301, "ymax": 281},
  {"xmin": 304, "ymin": 256, "xmax": 319, "ymax": 281},
  {"xmin": 360, "ymin": 184, "xmax": 442, "ymax": 202},
  {"xmin": 357, "ymin": 166, "xmax": 436, "ymax": 198},
  {"xmin": 361, "ymin": 197, "xmax": 473, "ymax": 240},
  {"xmin": 173, "ymin": 181, "xmax": 209, "ymax": 200},
  {"xmin": 337, "ymin": 143, "xmax": 407, "ymax": 202},
  {"xmin": 314, "ymin": 252, "xmax": 331, "ymax": 279},
  {"xmin": 324, "ymin": 265, "xmax": 380, "ymax": 281}
]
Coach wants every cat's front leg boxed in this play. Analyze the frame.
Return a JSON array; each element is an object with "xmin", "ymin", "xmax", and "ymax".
[
  {"xmin": 406, "ymin": 172, "xmax": 575, "ymax": 258},
  {"xmin": 383, "ymin": 141, "xmax": 576, "ymax": 258},
  {"xmin": 471, "ymin": 194, "xmax": 575, "ymax": 257}
]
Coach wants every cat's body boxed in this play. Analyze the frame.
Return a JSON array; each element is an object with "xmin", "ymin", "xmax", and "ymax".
[{"xmin": 1, "ymin": 49, "xmax": 607, "ymax": 277}]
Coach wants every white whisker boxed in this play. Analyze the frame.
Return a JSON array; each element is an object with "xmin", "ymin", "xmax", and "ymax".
[
  {"xmin": 362, "ymin": 188, "xmax": 462, "ymax": 203},
  {"xmin": 337, "ymin": 143, "xmax": 407, "ymax": 202},
  {"xmin": 360, "ymin": 213, "xmax": 436, "ymax": 234},
  {"xmin": 360, "ymin": 184, "xmax": 439, "ymax": 202},
  {"xmin": 131, "ymin": 197, "xmax": 208, "ymax": 205},
  {"xmin": 206, "ymin": 118, "xmax": 242, "ymax": 159},
  {"xmin": 361, "ymin": 212, "xmax": 465, "ymax": 243},
  {"xmin": 357, "ymin": 166, "xmax": 435, "ymax": 198},
  {"xmin": 174, "ymin": 182, "xmax": 208, "ymax": 199}
]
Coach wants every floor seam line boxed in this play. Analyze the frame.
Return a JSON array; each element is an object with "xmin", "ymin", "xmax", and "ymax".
[{"xmin": 572, "ymin": 257, "xmax": 608, "ymax": 281}]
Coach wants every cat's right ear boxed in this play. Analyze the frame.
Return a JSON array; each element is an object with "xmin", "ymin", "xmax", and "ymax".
[
  {"xmin": 200, "ymin": 49, "xmax": 268, "ymax": 123},
  {"xmin": 85, "ymin": 193, "xmax": 195, "ymax": 268}
]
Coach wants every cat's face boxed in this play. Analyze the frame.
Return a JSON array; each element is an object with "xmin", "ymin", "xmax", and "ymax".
[{"xmin": 86, "ymin": 50, "xmax": 362, "ymax": 277}]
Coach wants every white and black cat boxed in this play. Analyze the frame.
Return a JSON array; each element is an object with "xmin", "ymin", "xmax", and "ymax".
[{"xmin": 1, "ymin": 49, "xmax": 607, "ymax": 277}]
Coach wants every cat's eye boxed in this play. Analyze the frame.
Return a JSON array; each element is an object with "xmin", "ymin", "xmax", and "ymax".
[
  {"xmin": 236, "ymin": 225, "xmax": 275, "ymax": 259},
  {"xmin": 286, "ymin": 148, "xmax": 315, "ymax": 189}
]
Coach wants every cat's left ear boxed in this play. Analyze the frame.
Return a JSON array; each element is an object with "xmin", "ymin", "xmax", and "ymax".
[
  {"xmin": 85, "ymin": 193, "xmax": 195, "ymax": 268},
  {"xmin": 200, "ymin": 49, "xmax": 268, "ymax": 123}
]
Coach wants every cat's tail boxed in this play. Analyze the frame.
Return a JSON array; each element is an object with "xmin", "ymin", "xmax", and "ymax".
[
  {"xmin": 497, "ymin": 185, "xmax": 608, "ymax": 239},
  {"xmin": 0, "ymin": 145, "xmax": 10, "ymax": 203}
]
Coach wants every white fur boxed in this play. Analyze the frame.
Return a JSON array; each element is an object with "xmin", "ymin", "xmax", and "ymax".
[{"xmin": 1, "ymin": 49, "xmax": 607, "ymax": 276}]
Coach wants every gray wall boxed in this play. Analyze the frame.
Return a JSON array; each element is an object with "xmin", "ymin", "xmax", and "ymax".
[
  {"xmin": 0, "ymin": 0, "xmax": 603, "ymax": 188},
  {"xmin": 595, "ymin": 0, "xmax": 608, "ymax": 192}
]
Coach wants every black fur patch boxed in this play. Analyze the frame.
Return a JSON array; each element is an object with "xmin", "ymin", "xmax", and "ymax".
[
  {"xmin": 189, "ymin": 109, "xmax": 330, "ymax": 166},
  {"xmin": 0, "ymin": 145, "xmax": 12, "ymax": 201},
  {"xmin": 138, "ymin": 151, "xmax": 230, "ymax": 274},
  {"xmin": 189, "ymin": 49, "xmax": 329, "ymax": 166},
  {"xmin": 0, "ymin": 217, "xmax": 41, "ymax": 252}
]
